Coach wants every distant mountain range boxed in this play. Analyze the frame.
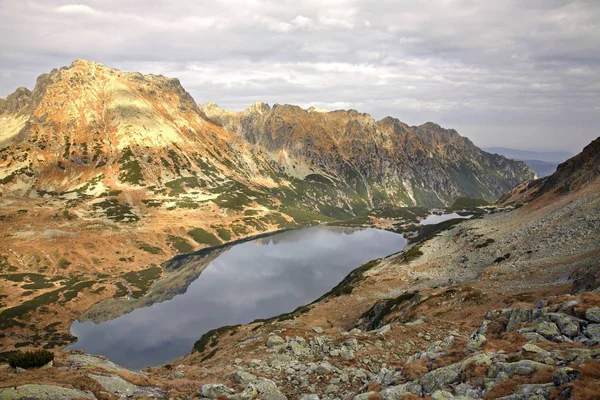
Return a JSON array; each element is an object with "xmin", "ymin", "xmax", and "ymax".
[{"xmin": 483, "ymin": 147, "xmax": 576, "ymax": 177}]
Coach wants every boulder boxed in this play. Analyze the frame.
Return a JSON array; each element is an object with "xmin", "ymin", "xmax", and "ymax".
[
  {"xmin": 380, "ymin": 383, "xmax": 422, "ymax": 400},
  {"xmin": 312, "ymin": 327, "xmax": 323, "ymax": 334},
  {"xmin": 487, "ymin": 360, "xmax": 546, "ymax": 379},
  {"xmin": 353, "ymin": 392, "xmax": 379, "ymax": 400},
  {"xmin": 467, "ymin": 333, "xmax": 486, "ymax": 352},
  {"xmin": 200, "ymin": 384, "xmax": 235, "ymax": 399},
  {"xmin": 419, "ymin": 363, "xmax": 462, "ymax": 393},
  {"xmin": 299, "ymin": 395, "xmax": 319, "ymax": 400},
  {"xmin": 88, "ymin": 374, "xmax": 139, "ymax": 397},
  {"xmin": 585, "ymin": 307, "xmax": 600, "ymax": 323},
  {"xmin": 585, "ymin": 324, "xmax": 600, "ymax": 342},
  {"xmin": 521, "ymin": 344, "xmax": 551, "ymax": 361},
  {"xmin": 267, "ymin": 334, "xmax": 285, "ymax": 348},
  {"xmin": 248, "ymin": 379, "xmax": 287, "ymax": 400},
  {"xmin": 552, "ymin": 367, "xmax": 580, "ymax": 386},
  {"xmin": 231, "ymin": 371, "xmax": 257, "ymax": 385},
  {"xmin": 314, "ymin": 362, "xmax": 333, "ymax": 375},
  {"xmin": 431, "ymin": 390, "xmax": 454, "ymax": 400},
  {"xmin": 506, "ymin": 308, "xmax": 534, "ymax": 331},
  {"xmin": 535, "ymin": 322, "xmax": 560, "ymax": 340},
  {"xmin": 0, "ymin": 384, "xmax": 95, "ymax": 400}
]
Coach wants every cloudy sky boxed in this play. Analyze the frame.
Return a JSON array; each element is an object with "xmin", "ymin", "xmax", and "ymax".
[{"xmin": 1, "ymin": 0, "xmax": 599, "ymax": 152}]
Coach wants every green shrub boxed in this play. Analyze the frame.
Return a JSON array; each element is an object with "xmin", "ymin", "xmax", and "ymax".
[
  {"xmin": 216, "ymin": 228, "xmax": 231, "ymax": 241},
  {"xmin": 57, "ymin": 258, "xmax": 71, "ymax": 269},
  {"xmin": 187, "ymin": 228, "xmax": 221, "ymax": 246},
  {"xmin": 8, "ymin": 350, "xmax": 54, "ymax": 369},
  {"xmin": 167, "ymin": 235, "xmax": 193, "ymax": 253}
]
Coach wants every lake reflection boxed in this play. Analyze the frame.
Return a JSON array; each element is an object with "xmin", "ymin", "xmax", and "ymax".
[{"xmin": 68, "ymin": 226, "xmax": 405, "ymax": 369}]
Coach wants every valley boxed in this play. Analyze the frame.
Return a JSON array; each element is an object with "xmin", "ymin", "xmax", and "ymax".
[{"xmin": 0, "ymin": 60, "xmax": 598, "ymax": 400}]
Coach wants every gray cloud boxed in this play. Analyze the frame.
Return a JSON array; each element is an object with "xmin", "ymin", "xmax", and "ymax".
[{"xmin": 1, "ymin": 0, "xmax": 598, "ymax": 152}]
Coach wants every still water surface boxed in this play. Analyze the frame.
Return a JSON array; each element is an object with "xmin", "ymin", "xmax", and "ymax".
[
  {"xmin": 420, "ymin": 212, "xmax": 472, "ymax": 225},
  {"xmin": 68, "ymin": 226, "xmax": 405, "ymax": 369}
]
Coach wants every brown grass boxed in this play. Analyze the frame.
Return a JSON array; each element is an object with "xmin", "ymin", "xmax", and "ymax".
[
  {"xmin": 580, "ymin": 360, "xmax": 600, "ymax": 379},
  {"xmin": 483, "ymin": 366, "xmax": 555, "ymax": 399},
  {"xmin": 462, "ymin": 361, "xmax": 489, "ymax": 382},
  {"xmin": 485, "ymin": 316, "xmax": 508, "ymax": 336},
  {"xmin": 402, "ymin": 358, "xmax": 430, "ymax": 381},
  {"xmin": 366, "ymin": 382, "xmax": 382, "ymax": 392},
  {"xmin": 367, "ymin": 392, "xmax": 382, "ymax": 400},
  {"xmin": 484, "ymin": 331, "xmax": 526, "ymax": 353},
  {"xmin": 570, "ymin": 378, "xmax": 600, "ymax": 400}
]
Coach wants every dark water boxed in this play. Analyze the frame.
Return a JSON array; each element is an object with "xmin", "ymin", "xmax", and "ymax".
[{"xmin": 68, "ymin": 226, "xmax": 405, "ymax": 369}]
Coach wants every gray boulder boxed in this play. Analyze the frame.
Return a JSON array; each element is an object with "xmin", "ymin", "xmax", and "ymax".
[
  {"xmin": 88, "ymin": 374, "xmax": 139, "ymax": 397},
  {"xmin": 535, "ymin": 322, "xmax": 560, "ymax": 340},
  {"xmin": 585, "ymin": 307, "xmax": 600, "ymax": 323},
  {"xmin": 201, "ymin": 384, "xmax": 236, "ymax": 399},
  {"xmin": 0, "ymin": 384, "xmax": 95, "ymax": 400},
  {"xmin": 231, "ymin": 371, "xmax": 257, "ymax": 385},
  {"xmin": 248, "ymin": 379, "xmax": 287, "ymax": 400},
  {"xmin": 419, "ymin": 363, "xmax": 462, "ymax": 393},
  {"xmin": 266, "ymin": 335, "xmax": 285, "ymax": 348},
  {"xmin": 488, "ymin": 360, "xmax": 546, "ymax": 379}
]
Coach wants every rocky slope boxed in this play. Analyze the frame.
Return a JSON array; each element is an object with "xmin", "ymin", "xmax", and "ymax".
[
  {"xmin": 201, "ymin": 102, "xmax": 533, "ymax": 208},
  {"xmin": 498, "ymin": 136, "xmax": 599, "ymax": 206},
  {"xmin": 2, "ymin": 141, "xmax": 597, "ymax": 399}
]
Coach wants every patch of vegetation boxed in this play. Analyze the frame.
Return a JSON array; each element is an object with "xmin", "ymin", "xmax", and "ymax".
[
  {"xmin": 192, "ymin": 325, "xmax": 240, "ymax": 353},
  {"xmin": 201, "ymin": 349, "xmax": 218, "ymax": 362},
  {"xmin": 113, "ymin": 281, "xmax": 128, "ymax": 298},
  {"xmin": 244, "ymin": 210, "xmax": 259, "ymax": 216},
  {"xmin": 281, "ymin": 207, "xmax": 333, "ymax": 224},
  {"xmin": 475, "ymin": 238, "xmax": 495, "ymax": 249},
  {"xmin": 450, "ymin": 197, "xmax": 489, "ymax": 210},
  {"xmin": 93, "ymin": 199, "xmax": 139, "ymax": 223},
  {"xmin": 175, "ymin": 199, "xmax": 200, "ymax": 209},
  {"xmin": 165, "ymin": 177, "xmax": 203, "ymax": 196},
  {"xmin": 316, "ymin": 259, "xmax": 381, "ymax": 300},
  {"xmin": 494, "ymin": 253, "xmax": 511, "ymax": 263},
  {"xmin": 409, "ymin": 218, "xmax": 467, "ymax": 244},
  {"xmin": 118, "ymin": 147, "xmax": 144, "ymax": 185},
  {"xmin": 216, "ymin": 228, "xmax": 231, "ymax": 241},
  {"xmin": 0, "ymin": 276, "xmax": 96, "ymax": 328},
  {"xmin": 187, "ymin": 228, "xmax": 221, "ymax": 246},
  {"xmin": 304, "ymin": 173, "xmax": 333, "ymax": 185},
  {"xmin": 360, "ymin": 292, "xmax": 418, "ymax": 330},
  {"xmin": 142, "ymin": 199, "xmax": 163, "ymax": 208},
  {"xmin": 61, "ymin": 281, "xmax": 95, "ymax": 302},
  {"xmin": 91, "ymin": 286, "xmax": 106, "ymax": 294},
  {"xmin": 402, "ymin": 246, "xmax": 423, "ymax": 262},
  {"xmin": 8, "ymin": 350, "xmax": 54, "ymax": 369},
  {"xmin": 138, "ymin": 242, "xmax": 162, "ymax": 254},
  {"xmin": 167, "ymin": 235, "xmax": 193, "ymax": 253},
  {"xmin": 57, "ymin": 258, "xmax": 71, "ymax": 269},
  {"xmin": 122, "ymin": 266, "xmax": 162, "ymax": 298},
  {"xmin": 230, "ymin": 223, "xmax": 249, "ymax": 236}
]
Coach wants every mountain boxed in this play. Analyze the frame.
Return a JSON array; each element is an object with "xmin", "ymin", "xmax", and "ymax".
[
  {"xmin": 0, "ymin": 59, "xmax": 533, "ymax": 353},
  {"xmin": 483, "ymin": 147, "xmax": 575, "ymax": 163},
  {"xmin": 1, "ymin": 62, "xmax": 599, "ymax": 399},
  {"xmin": 498, "ymin": 136, "xmax": 600, "ymax": 205},
  {"xmin": 202, "ymin": 102, "xmax": 533, "ymax": 208}
]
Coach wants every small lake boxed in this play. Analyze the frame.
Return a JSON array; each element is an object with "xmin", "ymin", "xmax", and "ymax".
[
  {"xmin": 68, "ymin": 226, "xmax": 406, "ymax": 369},
  {"xmin": 420, "ymin": 213, "xmax": 472, "ymax": 225}
]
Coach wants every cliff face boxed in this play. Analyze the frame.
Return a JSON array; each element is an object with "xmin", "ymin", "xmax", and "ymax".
[{"xmin": 201, "ymin": 102, "xmax": 534, "ymax": 208}]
